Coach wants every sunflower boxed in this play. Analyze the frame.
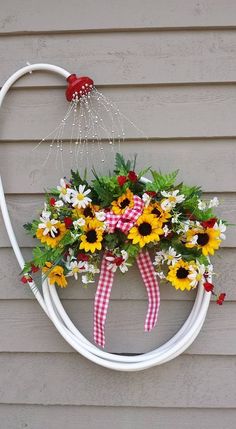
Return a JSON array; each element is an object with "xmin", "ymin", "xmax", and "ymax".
[
  {"xmin": 185, "ymin": 227, "xmax": 221, "ymax": 256},
  {"xmin": 43, "ymin": 262, "xmax": 67, "ymax": 288},
  {"xmin": 111, "ymin": 188, "xmax": 134, "ymax": 215},
  {"xmin": 144, "ymin": 202, "xmax": 171, "ymax": 224},
  {"xmin": 36, "ymin": 221, "xmax": 66, "ymax": 248},
  {"xmin": 167, "ymin": 260, "xmax": 195, "ymax": 291},
  {"xmin": 79, "ymin": 218, "xmax": 104, "ymax": 253},
  {"xmin": 72, "ymin": 203, "xmax": 100, "ymax": 220},
  {"xmin": 128, "ymin": 214, "xmax": 163, "ymax": 248}
]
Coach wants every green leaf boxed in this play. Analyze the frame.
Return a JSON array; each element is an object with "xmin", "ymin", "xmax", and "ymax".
[
  {"xmin": 197, "ymin": 255, "xmax": 209, "ymax": 266},
  {"xmin": 92, "ymin": 176, "xmax": 121, "ymax": 207},
  {"xmin": 23, "ymin": 220, "xmax": 39, "ymax": 236},
  {"xmin": 23, "ymin": 222, "xmax": 33, "ymax": 232},
  {"xmin": 32, "ymin": 247, "xmax": 50, "ymax": 268},
  {"xmin": 70, "ymin": 170, "xmax": 88, "ymax": 189},
  {"xmin": 146, "ymin": 169, "xmax": 179, "ymax": 192},
  {"xmin": 114, "ymin": 152, "xmax": 137, "ymax": 175}
]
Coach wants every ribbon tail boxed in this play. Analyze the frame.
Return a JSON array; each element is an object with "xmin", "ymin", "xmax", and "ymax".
[
  {"xmin": 136, "ymin": 251, "xmax": 160, "ymax": 332},
  {"xmin": 94, "ymin": 253, "xmax": 115, "ymax": 347}
]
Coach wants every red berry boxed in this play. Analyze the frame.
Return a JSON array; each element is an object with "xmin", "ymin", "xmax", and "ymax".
[
  {"xmin": 146, "ymin": 191, "xmax": 157, "ymax": 197},
  {"xmin": 49, "ymin": 197, "xmax": 56, "ymax": 206},
  {"xmin": 77, "ymin": 253, "xmax": 89, "ymax": 262},
  {"xmin": 203, "ymin": 282, "xmax": 214, "ymax": 292},
  {"xmin": 31, "ymin": 264, "xmax": 39, "ymax": 273},
  {"xmin": 216, "ymin": 293, "xmax": 226, "ymax": 305},
  {"xmin": 21, "ymin": 275, "xmax": 32, "ymax": 284},
  {"xmin": 128, "ymin": 171, "xmax": 138, "ymax": 183},
  {"xmin": 115, "ymin": 256, "xmax": 124, "ymax": 266},
  {"xmin": 201, "ymin": 218, "xmax": 217, "ymax": 229},
  {"xmin": 64, "ymin": 217, "xmax": 73, "ymax": 229},
  {"xmin": 117, "ymin": 176, "xmax": 127, "ymax": 186}
]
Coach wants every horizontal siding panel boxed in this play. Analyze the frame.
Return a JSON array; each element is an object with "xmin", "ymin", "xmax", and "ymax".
[
  {"xmin": 2, "ymin": 31, "xmax": 236, "ymax": 87},
  {"xmin": 0, "ymin": 353, "xmax": 235, "ymax": 406},
  {"xmin": 1, "ymin": 0, "xmax": 236, "ymax": 33},
  {"xmin": 2, "ymin": 86, "xmax": 236, "ymax": 140},
  {"xmin": 1, "ymin": 141, "xmax": 236, "ymax": 192},
  {"xmin": 0, "ymin": 300, "xmax": 234, "ymax": 354},
  {"xmin": 1, "ymin": 405, "xmax": 236, "ymax": 429},
  {"xmin": 1, "ymin": 247, "xmax": 233, "ymax": 300},
  {"xmin": 0, "ymin": 193, "xmax": 234, "ymax": 247}
]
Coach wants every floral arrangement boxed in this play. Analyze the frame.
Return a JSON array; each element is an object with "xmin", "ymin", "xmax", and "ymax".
[{"xmin": 21, "ymin": 153, "xmax": 227, "ymax": 346}]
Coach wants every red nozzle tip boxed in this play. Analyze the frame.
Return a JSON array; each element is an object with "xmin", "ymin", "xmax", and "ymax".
[{"xmin": 66, "ymin": 74, "xmax": 94, "ymax": 101}]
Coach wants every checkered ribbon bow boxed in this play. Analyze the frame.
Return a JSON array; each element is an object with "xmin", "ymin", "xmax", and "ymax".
[
  {"xmin": 94, "ymin": 250, "xmax": 160, "ymax": 348},
  {"xmin": 105, "ymin": 195, "xmax": 144, "ymax": 234}
]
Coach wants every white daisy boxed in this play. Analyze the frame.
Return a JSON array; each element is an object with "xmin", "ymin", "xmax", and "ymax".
[
  {"xmin": 157, "ymin": 271, "xmax": 166, "ymax": 280},
  {"xmin": 66, "ymin": 260, "xmax": 88, "ymax": 280},
  {"xmin": 209, "ymin": 197, "xmax": 219, "ymax": 208},
  {"xmin": 153, "ymin": 251, "xmax": 165, "ymax": 266},
  {"xmin": 197, "ymin": 199, "xmax": 207, "ymax": 211},
  {"xmin": 105, "ymin": 250, "xmax": 129, "ymax": 273},
  {"xmin": 41, "ymin": 203, "xmax": 51, "ymax": 220},
  {"xmin": 164, "ymin": 246, "xmax": 181, "ymax": 266},
  {"xmin": 177, "ymin": 220, "xmax": 190, "ymax": 234},
  {"xmin": 82, "ymin": 274, "xmax": 94, "ymax": 284},
  {"xmin": 38, "ymin": 213, "xmax": 58, "ymax": 237},
  {"xmin": 142, "ymin": 193, "xmax": 151, "ymax": 207},
  {"xmin": 73, "ymin": 218, "xmax": 86, "ymax": 229},
  {"xmin": 57, "ymin": 178, "xmax": 72, "ymax": 203},
  {"xmin": 70, "ymin": 184, "xmax": 92, "ymax": 209},
  {"xmin": 95, "ymin": 211, "xmax": 106, "ymax": 221},
  {"xmin": 163, "ymin": 224, "xmax": 170, "ymax": 237},
  {"xmin": 161, "ymin": 190, "xmax": 185, "ymax": 211},
  {"xmin": 189, "ymin": 234, "xmax": 198, "ymax": 246},
  {"xmin": 172, "ymin": 212, "xmax": 181, "ymax": 224},
  {"xmin": 87, "ymin": 264, "xmax": 100, "ymax": 274},
  {"xmin": 70, "ymin": 231, "xmax": 80, "ymax": 241},
  {"xmin": 187, "ymin": 264, "xmax": 205, "ymax": 288},
  {"xmin": 206, "ymin": 264, "xmax": 214, "ymax": 276},
  {"xmin": 54, "ymin": 200, "xmax": 64, "ymax": 208},
  {"xmin": 214, "ymin": 220, "xmax": 226, "ymax": 240}
]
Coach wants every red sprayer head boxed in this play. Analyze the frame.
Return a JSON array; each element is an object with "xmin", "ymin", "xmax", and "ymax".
[{"xmin": 66, "ymin": 74, "xmax": 94, "ymax": 101}]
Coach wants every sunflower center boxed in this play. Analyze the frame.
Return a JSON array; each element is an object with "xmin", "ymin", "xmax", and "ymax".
[
  {"xmin": 49, "ymin": 229, "xmax": 60, "ymax": 238},
  {"xmin": 152, "ymin": 208, "xmax": 161, "ymax": 216},
  {"xmin": 119, "ymin": 198, "xmax": 130, "ymax": 209},
  {"xmin": 86, "ymin": 229, "xmax": 97, "ymax": 243},
  {"xmin": 138, "ymin": 222, "xmax": 152, "ymax": 236},
  {"xmin": 83, "ymin": 207, "xmax": 94, "ymax": 217},
  {"xmin": 176, "ymin": 267, "xmax": 189, "ymax": 279},
  {"xmin": 197, "ymin": 233, "xmax": 209, "ymax": 246}
]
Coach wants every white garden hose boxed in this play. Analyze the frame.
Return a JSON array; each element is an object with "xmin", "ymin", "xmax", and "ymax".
[{"xmin": 0, "ymin": 63, "xmax": 211, "ymax": 371}]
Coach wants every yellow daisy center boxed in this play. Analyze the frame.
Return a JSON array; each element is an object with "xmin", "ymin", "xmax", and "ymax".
[
  {"xmin": 169, "ymin": 196, "xmax": 176, "ymax": 203},
  {"xmin": 77, "ymin": 193, "xmax": 85, "ymax": 201},
  {"xmin": 62, "ymin": 188, "xmax": 67, "ymax": 195}
]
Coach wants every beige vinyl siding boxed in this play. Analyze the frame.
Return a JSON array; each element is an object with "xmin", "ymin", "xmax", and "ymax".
[{"xmin": 0, "ymin": 1, "xmax": 236, "ymax": 427}]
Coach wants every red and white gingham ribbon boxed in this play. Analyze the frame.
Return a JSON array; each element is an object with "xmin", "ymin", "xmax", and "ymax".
[
  {"xmin": 105, "ymin": 195, "xmax": 144, "ymax": 234},
  {"xmin": 94, "ymin": 250, "xmax": 160, "ymax": 347},
  {"xmin": 94, "ymin": 254, "xmax": 115, "ymax": 348},
  {"xmin": 136, "ymin": 251, "xmax": 160, "ymax": 332}
]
